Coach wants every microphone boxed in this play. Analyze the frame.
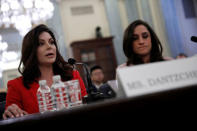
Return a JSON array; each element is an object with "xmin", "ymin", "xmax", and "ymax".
[
  {"xmin": 68, "ymin": 58, "xmax": 76, "ymax": 65},
  {"xmin": 68, "ymin": 58, "xmax": 84, "ymax": 65},
  {"xmin": 191, "ymin": 36, "xmax": 197, "ymax": 42},
  {"xmin": 68, "ymin": 58, "xmax": 105, "ymax": 103}
]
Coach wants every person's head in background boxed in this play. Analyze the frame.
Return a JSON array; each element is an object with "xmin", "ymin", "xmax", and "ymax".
[
  {"xmin": 90, "ymin": 65, "xmax": 104, "ymax": 86},
  {"xmin": 123, "ymin": 20, "xmax": 164, "ymax": 66},
  {"xmin": 18, "ymin": 24, "xmax": 73, "ymax": 89},
  {"xmin": 176, "ymin": 53, "xmax": 188, "ymax": 59}
]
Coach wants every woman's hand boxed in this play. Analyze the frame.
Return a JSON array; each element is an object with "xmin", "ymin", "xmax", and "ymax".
[{"xmin": 3, "ymin": 104, "xmax": 28, "ymax": 119}]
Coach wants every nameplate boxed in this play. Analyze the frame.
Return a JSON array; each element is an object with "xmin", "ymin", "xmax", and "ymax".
[{"xmin": 117, "ymin": 56, "xmax": 197, "ymax": 98}]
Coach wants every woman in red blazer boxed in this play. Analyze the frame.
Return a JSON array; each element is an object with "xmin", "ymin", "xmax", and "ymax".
[{"xmin": 3, "ymin": 24, "xmax": 87, "ymax": 119}]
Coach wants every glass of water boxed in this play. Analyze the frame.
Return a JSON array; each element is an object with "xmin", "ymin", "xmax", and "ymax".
[{"xmin": 64, "ymin": 80, "xmax": 83, "ymax": 108}]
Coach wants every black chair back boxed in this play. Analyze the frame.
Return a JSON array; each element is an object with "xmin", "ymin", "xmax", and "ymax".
[
  {"xmin": 0, "ymin": 101, "xmax": 6, "ymax": 120},
  {"xmin": 0, "ymin": 92, "xmax": 6, "ymax": 120}
]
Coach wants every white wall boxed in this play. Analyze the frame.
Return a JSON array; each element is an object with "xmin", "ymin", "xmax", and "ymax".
[
  {"xmin": 59, "ymin": 0, "xmax": 110, "ymax": 57},
  {"xmin": 58, "ymin": 0, "xmax": 172, "ymax": 58}
]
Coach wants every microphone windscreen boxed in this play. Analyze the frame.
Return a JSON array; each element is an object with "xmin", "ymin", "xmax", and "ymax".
[
  {"xmin": 191, "ymin": 36, "xmax": 197, "ymax": 42},
  {"xmin": 68, "ymin": 58, "xmax": 76, "ymax": 65}
]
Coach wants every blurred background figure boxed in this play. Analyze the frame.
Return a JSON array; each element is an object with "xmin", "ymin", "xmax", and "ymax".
[
  {"xmin": 90, "ymin": 65, "xmax": 116, "ymax": 99},
  {"xmin": 95, "ymin": 26, "xmax": 103, "ymax": 38},
  {"xmin": 176, "ymin": 53, "xmax": 188, "ymax": 59}
]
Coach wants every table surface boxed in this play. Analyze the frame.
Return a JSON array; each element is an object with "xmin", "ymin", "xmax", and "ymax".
[{"xmin": 0, "ymin": 84, "xmax": 197, "ymax": 128}]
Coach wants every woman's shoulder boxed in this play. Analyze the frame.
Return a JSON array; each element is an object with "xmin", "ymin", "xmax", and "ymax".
[
  {"xmin": 117, "ymin": 63, "xmax": 127, "ymax": 69},
  {"xmin": 8, "ymin": 76, "xmax": 23, "ymax": 85},
  {"xmin": 72, "ymin": 70, "xmax": 80, "ymax": 79},
  {"xmin": 7, "ymin": 76, "xmax": 24, "ymax": 92},
  {"xmin": 72, "ymin": 69, "xmax": 79, "ymax": 74},
  {"xmin": 117, "ymin": 63, "xmax": 133, "ymax": 70}
]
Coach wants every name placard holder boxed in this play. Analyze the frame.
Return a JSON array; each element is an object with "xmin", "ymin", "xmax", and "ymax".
[{"xmin": 117, "ymin": 56, "xmax": 197, "ymax": 98}]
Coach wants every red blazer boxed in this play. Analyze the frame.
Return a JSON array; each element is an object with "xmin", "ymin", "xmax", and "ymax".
[{"xmin": 5, "ymin": 70, "xmax": 87, "ymax": 114}]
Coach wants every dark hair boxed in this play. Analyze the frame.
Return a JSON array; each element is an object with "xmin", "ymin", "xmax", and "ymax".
[
  {"xmin": 90, "ymin": 65, "xmax": 103, "ymax": 74},
  {"xmin": 18, "ymin": 24, "xmax": 73, "ymax": 89},
  {"xmin": 123, "ymin": 20, "xmax": 164, "ymax": 65}
]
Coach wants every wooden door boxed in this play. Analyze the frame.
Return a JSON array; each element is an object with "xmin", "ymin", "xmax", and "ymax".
[{"xmin": 71, "ymin": 37, "xmax": 117, "ymax": 86}]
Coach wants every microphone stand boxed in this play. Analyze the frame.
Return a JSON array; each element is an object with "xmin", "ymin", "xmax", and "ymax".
[
  {"xmin": 191, "ymin": 36, "xmax": 197, "ymax": 43},
  {"xmin": 82, "ymin": 63, "xmax": 106, "ymax": 103}
]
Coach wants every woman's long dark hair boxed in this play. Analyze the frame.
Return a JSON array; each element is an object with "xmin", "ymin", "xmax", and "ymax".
[
  {"xmin": 18, "ymin": 24, "xmax": 73, "ymax": 89},
  {"xmin": 123, "ymin": 20, "xmax": 164, "ymax": 65}
]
